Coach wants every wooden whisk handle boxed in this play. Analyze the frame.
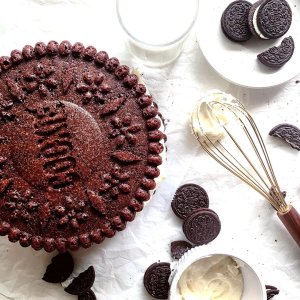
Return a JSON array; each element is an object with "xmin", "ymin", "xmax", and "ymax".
[{"xmin": 277, "ymin": 206, "xmax": 300, "ymax": 247}]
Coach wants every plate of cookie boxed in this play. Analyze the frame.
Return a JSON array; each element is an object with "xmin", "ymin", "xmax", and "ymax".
[{"xmin": 196, "ymin": 0, "xmax": 300, "ymax": 88}]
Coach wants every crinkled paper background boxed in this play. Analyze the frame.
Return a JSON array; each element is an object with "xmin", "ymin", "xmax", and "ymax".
[{"xmin": 0, "ymin": 1, "xmax": 299, "ymax": 299}]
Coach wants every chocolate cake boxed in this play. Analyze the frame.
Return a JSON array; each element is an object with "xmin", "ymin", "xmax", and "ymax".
[{"xmin": 0, "ymin": 41, "xmax": 164, "ymax": 252}]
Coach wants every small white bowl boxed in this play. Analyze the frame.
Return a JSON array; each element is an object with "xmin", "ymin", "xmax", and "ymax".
[{"xmin": 169, "ymin": 246, "xmax": 266, "ymax": 300}]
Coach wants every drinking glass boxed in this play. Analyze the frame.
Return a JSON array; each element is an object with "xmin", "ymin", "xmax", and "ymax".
[{"xmin": 116, "ymin": 0, "xmax": 199, "ymax": 67}]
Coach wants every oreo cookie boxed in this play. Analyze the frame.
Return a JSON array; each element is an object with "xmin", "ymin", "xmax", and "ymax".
[
  {"xmin": 42, "ymin": 251, "xmax": 74, "ymax": 283},
  {"xmin": 249, "ymin": 0, "xmax": 292, "ymax": 39},
  {"xmin": 248, "ymin": 0, "xmax": 264, "ymax": 38},
  {"xmin": 257, "ymin": 37, "xmax": 294, "ymax": 68},
  {"xmin": 221, "ymin": 0, "xmax": 253, "ymax": 42},
  {"xmin": 78, "ymin": 290, "xmax": 97, "ymax": 300},
  {"xmin": 143, "ymin": 262, "xmax": 171, "ymax": 299},
  {"xmin": 171, "ymin": 184, "xmax": 209, "ymax": 220},
  {"xmin": 183, "ymin": 208, "xmax": 221, "ymax": 245},
  {"xmin": 65, "ymin": 266, "xmax": 95, "ymax": 295},
  {"xmin": 171, "ymin": 240, "xmax": 193, "ymax": 260},
  {"xmin": 269, "ymin": 123, "xmax": 300, "ymax": 150}
]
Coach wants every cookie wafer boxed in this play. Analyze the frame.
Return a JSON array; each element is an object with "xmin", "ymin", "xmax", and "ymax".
[
  {"xmin": 266, "ymin": 285, "xmax": 280, "ymax": 299},
  {"xmin": 143, "ymin": 262, "xmax": 171, "ymax": 299},
  {"xmin": 257, "ymin": 37, "xmax": 294, "ymax": 68},
  {"xmin": 65, "ymin": 266, "xmax": 95, "ymax": 295},
  {"xmin": 269, "ymin": 123, "xmax": 300, "ymax": 150},
  {"xmin": 42, "ymin": 252, "xmax": 74, "ymax": 283},
  {"xmin": 78, "ymin": 290, "xmax": 97, "ymax": 300},
  {"xmin": 183, "ymin": 208, "xmax": 221, "ymax": 245},
  {"xmin": 171, "ymin": 240, "xmax": 193, "ymax": 260},
  {"xmin": 171, "ymin": 184, "xmax": 209, "ymax": 220}
]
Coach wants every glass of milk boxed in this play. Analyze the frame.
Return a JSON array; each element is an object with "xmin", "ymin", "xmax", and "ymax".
[{"xmin": 116, "ymin": 0, "xmax": 199, "ymax": 67}]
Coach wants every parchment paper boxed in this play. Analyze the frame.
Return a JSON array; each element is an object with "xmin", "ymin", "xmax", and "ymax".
[{"xmin": 0, "ymin": 1, "xmax": 299, "ymax": 299}]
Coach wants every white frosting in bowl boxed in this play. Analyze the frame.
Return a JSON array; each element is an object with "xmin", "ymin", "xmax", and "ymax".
[
  {"xmin": 177, "ymin": 254, "xmax": 244, "ymax": 300},
  {"xmin": 169, "ymin": 246, "xmax": 267, "ymax": 300}
]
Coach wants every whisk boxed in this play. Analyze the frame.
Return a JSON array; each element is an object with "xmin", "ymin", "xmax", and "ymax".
[{"xmin": 191, "ymin": 91, "xmax": 300, "ymax": 247}]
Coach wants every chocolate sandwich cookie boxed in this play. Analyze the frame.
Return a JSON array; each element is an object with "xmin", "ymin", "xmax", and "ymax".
[
  {"xmin": 248, "ymin": 0, "xmax": 265, "ymax": 38},
  {"xmin": 269, "ymin": 123, "xmax": 300, "ymax": 150},
  {"xmin": 65, "ymin": 266, "xmax": 95, "ymax": 295},
  {"xmin": 171, "ymin": 240, "xmax": 193, "ymax": 260},
  {"xmin": 183, "ymin": 208, "xmax": 221, "ymax": 245},
  {"xmin": 257, "ymin": 36, "xmax": 294, "ymax": 68},
  {"xmin": 144, "ymin": 262, "xmax": 171, "ymax": 299},
  {"xmin": 249, "ymin": 0, "xmax": 292, "ymax": 39},
  {"xmin": 171, "ymin": 184, "xmax": 209, "ymax": 220},
  {"xmin": 221, "ymin": 0, "xmax": 253, "ymax": 42}
]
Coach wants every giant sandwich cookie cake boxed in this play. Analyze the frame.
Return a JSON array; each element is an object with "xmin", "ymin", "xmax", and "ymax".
[{"xmin": 0, "ymin": 41, "xmax": 164, "ymax": 252}]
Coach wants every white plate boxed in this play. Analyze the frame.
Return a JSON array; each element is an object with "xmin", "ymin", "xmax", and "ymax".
[{"xmin": 196, "ymin": 0, "xmax": 300, "ymax": 88}]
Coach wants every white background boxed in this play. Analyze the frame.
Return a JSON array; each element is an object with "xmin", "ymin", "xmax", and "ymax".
[{"xmin": 0, "ymin": 1, "xmax": 299, "ymax": 299}]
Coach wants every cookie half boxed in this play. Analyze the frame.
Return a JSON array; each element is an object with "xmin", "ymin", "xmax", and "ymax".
[
  {"xmin": 171, "ymin": 240, "xmax": 193, "ymax": 260},
  {"xmin": 257, "ymin": 36, "xmax": 294, "ymax": 68},
  {"xmin": 42, "ymin": 251, "xmax": 74, "ymax": 283},
  {"xmin": 221, "ymin": 0, "xmax": 253, "ymax": 42},
  {"xmin": 269, "ymin": 123, "xmax": 300, "ymax": 150},
  {"xmin": 250, "ymin": 0, "xmax": 292, "ymax": 39},
  {"xmin": 78, "ymin": 290, "xmax": 97, "ymax": 300},
  {"xmin": 65, "ymin": 266, "xmax": 95, "ymax": 295}
]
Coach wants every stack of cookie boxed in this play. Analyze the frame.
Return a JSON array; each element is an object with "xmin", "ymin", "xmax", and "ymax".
[
  {"xmin": 221, "ymin": 0, "xmax": 295, "ymax": 68},
  {"xmin": 171, "ymin": 184, "xmax": 221, "ymax": 247},
  {"xmin": 143, "ymin": 183, "xmax": 221, "ymax": 299}
]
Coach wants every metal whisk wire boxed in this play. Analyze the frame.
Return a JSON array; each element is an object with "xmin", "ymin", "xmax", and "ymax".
[
  {"xmin": 193, "ymin": 100, "xmax": 287, "ymax": 213},
  {"xmin": 192, "ymin": 95, "xmax": 300, "ymax": 246}
]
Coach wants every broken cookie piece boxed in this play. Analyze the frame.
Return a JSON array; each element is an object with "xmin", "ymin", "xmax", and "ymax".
[
  {"xmin": 42, "ymin": 252, "xmax": 74, "ymax": 283},
  {"xmin": 257, "ymin": 36, "xmax": 294, "ymax": 68},
  {"xmin": 269, "ymin": 123, "xmax": 300, "ymax": 150},
  {"xmin": 65, "ymin": 266, "xmax": 95, "ymax": 295}
]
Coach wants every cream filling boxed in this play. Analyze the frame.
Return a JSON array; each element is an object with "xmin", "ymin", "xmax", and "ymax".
[
  {"xmin": 177, "ymin": 255, "xmax": 244, "ymax": 300},
  {"xmin": 253, "ymin": 6, "xmax": 268, "ymax": 40},
  {"xmin": 191, "ymin": 90, "xmax": 238, "ymax": 144}
]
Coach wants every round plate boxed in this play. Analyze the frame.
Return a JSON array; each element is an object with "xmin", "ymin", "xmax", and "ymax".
[{"xmin": 196, "ymin": 0, "xmax": 300, "ymax": 88}]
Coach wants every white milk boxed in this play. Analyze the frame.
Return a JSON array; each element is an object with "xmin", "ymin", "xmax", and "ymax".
[{"xmin": 117, "ymin": 0, "xmax": 198, "ymax": 66}]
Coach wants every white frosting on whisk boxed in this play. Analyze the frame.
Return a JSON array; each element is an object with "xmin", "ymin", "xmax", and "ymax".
[{"xmin": 191, "ymin": 90, "xmax": 239, "ymax": 144}]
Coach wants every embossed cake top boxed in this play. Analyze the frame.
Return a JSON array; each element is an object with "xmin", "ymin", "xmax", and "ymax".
[{"xmin": 0, "ymin": 41, "xmax": 164, "ymax": 252}]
